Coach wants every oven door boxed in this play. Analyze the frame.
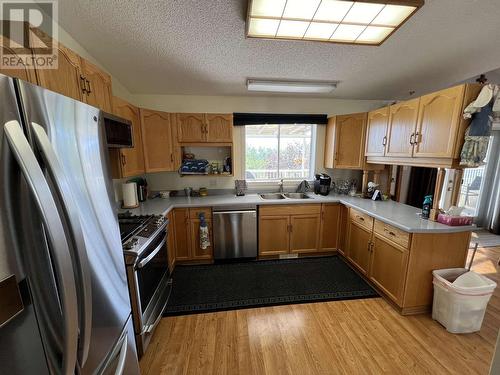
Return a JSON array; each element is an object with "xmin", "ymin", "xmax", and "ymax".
[{"xmin": 132, "ymin": 230, "xmax": 170, "ymax": 333}]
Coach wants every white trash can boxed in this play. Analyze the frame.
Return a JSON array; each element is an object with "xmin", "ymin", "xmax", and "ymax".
[{"xmin": 432, "ymin": 268, "xmax": 497, "ymax": 334}]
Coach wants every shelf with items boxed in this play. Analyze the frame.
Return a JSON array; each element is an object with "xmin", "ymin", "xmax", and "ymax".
[{"xmin": 179, "ymin": 143, "xmax": 233, "ymax": 177}]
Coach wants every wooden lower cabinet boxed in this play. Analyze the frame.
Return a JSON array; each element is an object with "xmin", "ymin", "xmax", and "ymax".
[
  {"xmin": 319, "ymin": 204, "xmax": 340, "ymax": 251},
  {"xmin": 172, "ymin": 207, "xmax": 213, "ymax": 262},
  {"xmin": 347, "ymin": 222, "xmax": 372, "ymax": 275},
  {"xmin": 290, "ymin": 214, "xmax": 320, "ymax": 253},
  {"xmin": 166, "ymin": 210, "xmax": 176, "ymax": 271},
  {"xmin": 190, "ymin": 218, "xmax": 213, "ymax": 260},
  {"xmin": 338, "ymin": 205, "xmax": 349, "ymax": 256},
  {"xmin": 172, "ymin": 208, "xmax": 191, "ymax": 261},
  {"xmin": 259, "ymin": 215, "xmax": 290, "ymax": 256},
  {"xmin": 369, "ymin": 234, "xmax": 409, "ymax": 305}
]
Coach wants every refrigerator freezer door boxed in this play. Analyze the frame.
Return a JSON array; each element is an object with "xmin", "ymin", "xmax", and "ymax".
[
  {"xmin": 0, "ymin": 74, "xmax": 51, "ymax": 375},
  {"xmin": 18, "ymin": 80, "xmax": 136, "ymax": 373},
  {"xmin": 4, "ymin": 120, "xmax": 79, "ymax": 374}
]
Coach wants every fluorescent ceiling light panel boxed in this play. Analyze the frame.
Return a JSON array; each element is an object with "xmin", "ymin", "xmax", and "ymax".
[
  {"xmin": 356, "ymin": 26, "xmax": 393, "ymax": 43},
  {"xmin": 331, "ymin": 24, "xmax": 365, "ymax": 42},
  {"xmin": 305, "ymin": 22, "xmax": 338, "ymax": 40},
  {"xmin": 314, "ymin": 1, "xmax": 353, "ymax": 22},
  {"xmin": 248, "ymin": 18, "xmax": 280, "ymax": 37},
  {"xmin": 277, "ymin": 20, "xmax": 310, "ymax": 38},
  {"xmin": 372, "ymin": 4, "xmax": 416, "ymax": 26},
  {"xmin": 247, "ymin": 80, "xmax": 337, "ymax": 94},
  {"xmin": 283, "ymin": 0, "xmax": 321, "ymax": 20},
  {"xmin": 250, "ymin": 0, "xmax": 287, "ymax": 17},
  {"xmin": 246, "ymin": 0, "xmax": 423, "ymax": 45}
]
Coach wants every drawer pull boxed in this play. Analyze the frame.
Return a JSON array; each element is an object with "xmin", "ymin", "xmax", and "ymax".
[
  {"xmin": 358, "ymin": 216, "xmax": 365, "ymax": 221},
  {"xmin": 388, "ymin": 231, "xmax": 396, "ymax": 236}
]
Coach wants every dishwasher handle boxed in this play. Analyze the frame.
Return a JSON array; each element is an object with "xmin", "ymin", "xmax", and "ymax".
[{"xmin": 213, "ymin": 210, "xmax": 256, "ymax": 215}]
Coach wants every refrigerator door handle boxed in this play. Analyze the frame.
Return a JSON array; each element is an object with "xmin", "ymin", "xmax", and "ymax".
[
  {"xmin": 30, "ymin": 122, "xmax": 93, "ymax": 366},
  {"xmin": 4, "ymin": 120, "xmax": 79, "ymax": 375},
  {"xmin": 115, "ymin": 334, "xmax": 128, "ymax": 375}
]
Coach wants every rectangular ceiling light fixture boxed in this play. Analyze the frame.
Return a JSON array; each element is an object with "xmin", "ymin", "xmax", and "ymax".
[
  {"xmin": 246, "ymin": 0, "xmax": 424, "ymax": 45},
  {"xmin": 247, "ymin": 79, "xmax": 338, "ymax": 94}
]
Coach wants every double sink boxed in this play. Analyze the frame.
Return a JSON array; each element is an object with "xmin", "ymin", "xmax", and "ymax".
[{"xmin": 259, "ymin": 192, "xmax": 310, "ymax": 200}]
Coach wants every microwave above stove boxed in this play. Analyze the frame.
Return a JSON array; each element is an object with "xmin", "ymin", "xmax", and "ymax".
[{"xmin": 103, "ymin": 112, "xmax": 133, "ymax": 148}]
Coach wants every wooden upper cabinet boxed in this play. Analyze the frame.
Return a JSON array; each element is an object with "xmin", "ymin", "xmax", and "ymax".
[
  {"xmin": 319, "ymin": 204, "xmax": 340, "ymax": 251},
  {"xmin": 0, "ymin": 35, "xmax": 38, "ymax": 84},
  {"xmin": 324, "ymin": 117, "xmax": 335, "ymax": 169},
  {"xmin": 206, "ymin": 114, "xmax": 233, "ymax": 142},
  {"xmin": 365, "ymin": 107, "xmax": 389, "ymax": 157},
  {"xmin": 80, "ymin": 58, "xmax": 113, "ymax": 113},
  {"xmin": 140, "ymin": 109, "xmax": 175, "ymax": 173},
  {"xmin": 259, "ymin": 215, "xmax": 290, "ymax": 256},
  {"xmin": 113, "ymin": 96, "xmax": 145, "ymax": 178},
  {"xmin": 385, "ymin": 98, "xmax": 420, "ymax": 157},
  {"xmin": 414, "ymin": 85, "xmax": 465, "ymax": 158},
  {"xmin": 290, "ymin": 214, "xmax": 320, "ymax": 253},
  {"xmin": 334, "ymin": 112, "xmax": 367, "ymax": 169},
  {"xmin": 36, "ymin": 43, "xmax": 84, "ymax": 101},
  {"xmin": 177, "ymin": 113, "xmax": 206, "ymax": 142}
]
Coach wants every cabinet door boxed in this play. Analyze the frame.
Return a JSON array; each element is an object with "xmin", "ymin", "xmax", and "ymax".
[
  {"xmin": 206, "ymin": 114, "xmax": 233, "ymax": 142},
  {"xmin": 177, "ymin": 113, "xmax": 206, "ymax": 142},
  {"xmin": 166, "ymin": 211, "xmax": 176, "ymax": 271},
  {"xmin": 80, "ymin": 58, "xmax": 113, "ymax": 113},
  {"xmin": 338, "ymin": 205, "xmax": 349, "ymax": 256},
  {"xmin": 190, "ymin": 219, "xmax": 213, "ymax": 260},
  {"xmin": 173, "ymin": 209, "xmax": 191, "ymax": 261},
  {"xmin": 113, "ymin": 97, "xmax": 145, "ymax": 178},
  {"xmin": 290, "ymin": 214, "xmax": 320, "ymax": 253},
  {"xmin": 141, "ymin": 109, "xmax": 174, "ymax": 173},
  {"xmin": 369, "ymin": 235, "xmax": 409, "ymax": 306},
  {"xmin": 347, "ymin": 222, "xmax": 372, "ymax": 275},
  {"xmin": 319, "ymin": 204, "xmax": 340, "ymax": 251},
  {"xmin": 385, "ymin": 98, "xmax": 419, "ymax": 157},
  {"xmin": 0, "ymin": 35, "xmax": 38, "ymax": 83},
  {"xmin": 365, "ymin": 107, "xmax": 389, "ymax": 156},
  {"xmin": 334, "ymin": 113, "xmax": 367, "ymax": 169},
  {"xmin": 36, "ymin": 43, "xmax": 84, "ymax": 101},
  {"xmin": 259, "ymin": 216, "xmax": 290, "ymax": 256},
  {"xmin": 414, "ymin": 85, "xmax": 465, "ymax": 158},
  {"xmin": 324, "ymin": 117, "xmax": 335, "ymax": 168}
]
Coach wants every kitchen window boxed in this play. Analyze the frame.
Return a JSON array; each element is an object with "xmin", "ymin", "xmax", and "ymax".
[{"xmin": 244, "ymin": 124, "xmax": 316, "ymax": 181}]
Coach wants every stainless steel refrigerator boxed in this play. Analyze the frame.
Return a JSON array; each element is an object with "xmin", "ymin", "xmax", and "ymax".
[{"xmin": 0, "ymin": 74, "xmax": 140, "ymax": 374}]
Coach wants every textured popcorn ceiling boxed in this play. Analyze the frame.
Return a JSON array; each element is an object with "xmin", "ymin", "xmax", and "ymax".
[{"xmin": 59, "ymin": 0, "xmax": 500, "ymax": 100}]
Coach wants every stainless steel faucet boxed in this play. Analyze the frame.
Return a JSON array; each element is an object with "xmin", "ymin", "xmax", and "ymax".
[{"xmin": 278, "ymin": 179, "xmax": 284, "ymax": 193}]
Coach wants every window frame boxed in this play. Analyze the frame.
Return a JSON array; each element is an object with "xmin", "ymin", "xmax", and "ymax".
[{"xmin": 242, "ymin": 123, "xmax": 317, "ymax": 185}]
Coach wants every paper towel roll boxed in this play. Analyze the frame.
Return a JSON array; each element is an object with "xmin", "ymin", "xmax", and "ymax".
[{"xmin": 122, "ymin": 182, "xmax": 139, "ymax": 208}]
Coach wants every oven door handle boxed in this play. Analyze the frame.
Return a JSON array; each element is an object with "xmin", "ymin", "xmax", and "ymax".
[{"xmin": 136, "ymin": 236, "xmax": 167, "ymax": 269}]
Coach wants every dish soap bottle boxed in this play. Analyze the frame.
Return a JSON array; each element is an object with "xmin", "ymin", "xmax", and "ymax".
[{"xmin": 422, "ymin": 195, "xmax": 433, "ymax": 219}]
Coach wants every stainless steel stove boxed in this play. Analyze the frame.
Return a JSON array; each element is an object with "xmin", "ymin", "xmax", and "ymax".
[{"xmin": 118, "ymin": 212, "xmax": 172, "ymax": 357}]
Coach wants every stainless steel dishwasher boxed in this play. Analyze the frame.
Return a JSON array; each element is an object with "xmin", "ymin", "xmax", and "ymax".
[{"xmin": 213, "ymin": 205, "xmax": 257, "ymax": 259}]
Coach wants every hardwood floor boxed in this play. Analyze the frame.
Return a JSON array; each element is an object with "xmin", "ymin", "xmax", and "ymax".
[{"xmin": 140, "ymin": 247, "xmax": 500, "ymax": 375}]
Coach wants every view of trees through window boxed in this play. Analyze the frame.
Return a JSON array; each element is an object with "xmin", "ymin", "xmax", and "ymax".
[{"xmin": 245, "ymin": 124, "xmax": 315, "ymax": 180}]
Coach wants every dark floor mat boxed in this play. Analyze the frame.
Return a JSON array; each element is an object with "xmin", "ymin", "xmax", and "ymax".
[{"xmin": 164, "ymin": 256, "xmax": 379, "ymax": 316}]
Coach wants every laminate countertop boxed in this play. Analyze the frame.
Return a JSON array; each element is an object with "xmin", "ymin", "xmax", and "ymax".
[{"xmin": 120, "ymin": 193, "xmax": 475, "ymax": 234}]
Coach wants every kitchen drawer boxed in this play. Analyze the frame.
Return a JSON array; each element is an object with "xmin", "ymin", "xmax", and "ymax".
[
  {"xmin": 259, "ymin": 204, "xmax": 321, "ymax": 216},
  {"xmin": 349, "ymin": 208, "xmax": 374, "ymax": 231},
  {"xmin": 374, "ymin": 220, "xmax": 410, "ymax": 249},
  {"xmin": 189, "ymin": 207, "xmax": 212, "ymax": 219}
]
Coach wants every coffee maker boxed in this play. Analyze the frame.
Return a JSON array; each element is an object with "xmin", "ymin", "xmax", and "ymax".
[{"xmin": 314, "ymin": 173, "xmax": 332, "ymax": 196}]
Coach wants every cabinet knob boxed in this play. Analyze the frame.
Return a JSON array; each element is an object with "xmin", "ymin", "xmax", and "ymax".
[
  {"xmin": 80, "ymin": 75, "xmax": 87, "ymax": 94},
  {"xmin": 85, "ymin": 79, "xmax": 92, "ymax": 94},
  {"xmin": 409, "ymin": 133, "xmax": 415, "ymax": 145},
  {"xmin": 382, "ymin": 136, "xmax": 387, "ymax": 146}
]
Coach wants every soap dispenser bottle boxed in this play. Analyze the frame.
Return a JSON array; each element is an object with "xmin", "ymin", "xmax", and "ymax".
[{"xmin": 422, "ymin": 195, "xmax": 433, "ymax": 219}]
